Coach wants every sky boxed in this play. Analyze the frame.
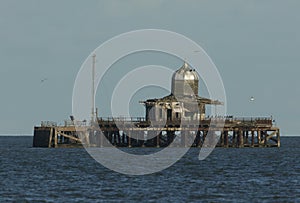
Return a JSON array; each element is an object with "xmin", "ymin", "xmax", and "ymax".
[{"xmin": 0, "ymin": 0, "xmax": 300, "ymax": 135}]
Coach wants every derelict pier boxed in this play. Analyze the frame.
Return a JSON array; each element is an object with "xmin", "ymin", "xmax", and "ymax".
[
  {"xmin": 33, "ymin": 117, "xmax": 280, "ymax": 148},
  {"xmin": 33, "ymin": 61, "xmax": 280, "ymax": 148}
]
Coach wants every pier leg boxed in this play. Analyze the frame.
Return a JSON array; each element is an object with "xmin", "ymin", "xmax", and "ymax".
[
  {"xmin": 85, "ymin": 131, "xmax": 90, "ymax": 147},
  {"xmin": 257, "ymin": 130, "xmax": 261, "ymax": 146},
  {"xmin": 48, "ymin": 128, "xmax": 53, "ymax": 148},
  {"xmin": 195, "ymin": 131, "xmax": 201, "ymax": 147},
  {"xmin": 54, "ymin": 129, "xmax": 58, "ymax": 148},
  {"xmin": 118, "ymin": 131, "xmax": 122, "ymax": 146},
  {"xmin": 181, "ymin": 131, "xmax": 185, "ymax": 147},
  {"xmin": 107, "ymin": 132, "xmax": 111, "ymax": 145},
  {"xmin": 202, "ymin": 131, "xmax": 207, "ymax": 147},
  {"xmin": 113, "ymin": 131, "xmax": 117, "ymax": 146},
  {"xmin": 232, "ymin": 130, "xmax": 236, "ymax": 147},
  {"xmin": 207, "ymin": 131, "xmax": 215, "ymax": 148},
  {"xmin": 128, "ymin": 131, "xmax": 132, "ymax": 148},
  {"xmin": 141, "ymin": 131, "xmax": 145, "ymax": 147},
  {"xmin": 277, "ymin": 129, "xmax": 281, "ymax": 148},
  {"xmin": 99, "ymin": 131, "xmax": 103, "ymax": 147},
  {"xmin": 264, "ymin": 131, "xmax": 268, "ymax": 147},
  {"xmin": 103, "ymin": 131, "xmax": 108, "ymax": 147},
  {"xmin": 220, "ymin": 131, "xmax": 224, "ymax": 147},
  {"xmin": 224, "ymin": 131, "xmax": 229, "ymax": 148},
  {"xmin": 156, "ymin": 132, "xmax": 160, "ymax": 148},
  {"xmin": 185, "ymin": 131, "xmax": 189, "ymax": 147},
  {"xmin": 121, "ymin": 132, "xmax": 125, "ymax": 146},
  {"xmin": 167, "ymin": 131, "xmax": 173, "ymax": 146},
  {"xmin": 239, "ymin": 130, "xmax": 244, "ymax": 148},
  {"xmin": 251, "ymin": 130, "xmax": 255, "ymax": 147}
]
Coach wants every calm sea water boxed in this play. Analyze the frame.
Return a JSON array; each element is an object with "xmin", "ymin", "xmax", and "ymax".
[{"xmin": 0, "ymin": 136, "xmax": 299, "ymax": 202}]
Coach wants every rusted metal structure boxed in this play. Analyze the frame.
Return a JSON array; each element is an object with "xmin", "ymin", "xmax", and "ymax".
[{"xmin": 33, "ymin": 61, "xmax": 280, "ymax": 148}]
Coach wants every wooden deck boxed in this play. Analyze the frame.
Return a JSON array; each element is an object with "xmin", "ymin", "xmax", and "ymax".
[{"xmin": 33, "ymin": 117, "xmax": 280, "ymax": 148}]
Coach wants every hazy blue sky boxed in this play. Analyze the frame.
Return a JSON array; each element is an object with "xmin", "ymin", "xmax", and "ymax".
[{"xmin": 0, "ymin": 0, "xmax": 299, "ymax": 135}]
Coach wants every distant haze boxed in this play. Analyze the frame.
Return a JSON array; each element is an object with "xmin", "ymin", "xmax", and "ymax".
[{"xmin": 0, "ymin": 0, "xmax": 299, "ymax": 135}]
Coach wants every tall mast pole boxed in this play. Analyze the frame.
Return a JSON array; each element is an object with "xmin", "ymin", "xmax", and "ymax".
[{"xmin": 92, "ymin": 54, "xmax": 96, "ymax": 123}]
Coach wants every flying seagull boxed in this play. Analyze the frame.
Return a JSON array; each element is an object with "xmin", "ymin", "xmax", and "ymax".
[
  {"xmin": 41, "ymin": 78, "xmax": 48, "ymax": 83},
  {"xmin": 250, "ymin": 96, "xmax": 255, "ymax": 101}
]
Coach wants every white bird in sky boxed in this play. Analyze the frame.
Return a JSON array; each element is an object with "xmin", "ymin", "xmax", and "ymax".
[{"xmin": 250, "ymin": 96, "xmax": 255, "ymax": 101}]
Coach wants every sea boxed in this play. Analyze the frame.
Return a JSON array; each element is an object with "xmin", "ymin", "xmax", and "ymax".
[{"xmin": 0, "ymin": 136, "xmax": 299, "ymax": 202}]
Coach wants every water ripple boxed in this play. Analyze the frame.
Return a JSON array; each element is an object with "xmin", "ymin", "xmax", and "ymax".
[{"xmin": 0, "ymin": 136, "xmax": 299, "ymax": 202}]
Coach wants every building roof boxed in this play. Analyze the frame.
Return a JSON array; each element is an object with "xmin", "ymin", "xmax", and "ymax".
[{"xmin": 140, "ymin": 94, "xmax": 223, "ymax": 105}]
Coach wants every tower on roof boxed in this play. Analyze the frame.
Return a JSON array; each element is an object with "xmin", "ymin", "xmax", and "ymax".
[{"xmin": 171, "ymin": 62, "xmax": 199, "ymax": 97}]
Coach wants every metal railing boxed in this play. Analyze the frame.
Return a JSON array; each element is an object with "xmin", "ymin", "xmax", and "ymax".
[
  {"xmin": 64, "ymin": 120, "xmax": 87, "ymax": 127},
  {"xmin": 41, "ymin": 121, "xmax": 57, "ymax": 127},
  {"xmin": 97, "ymin": 117, "xmax": 146, "ymax": 122},
  {"xmin": 41, "ymin": 116, "xmax": 274, "ymax": 127}
]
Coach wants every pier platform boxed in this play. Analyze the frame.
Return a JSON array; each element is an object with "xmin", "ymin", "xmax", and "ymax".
[{"xmin": 33, "ymin": 117, "xmax": 280, "ymax": 148}]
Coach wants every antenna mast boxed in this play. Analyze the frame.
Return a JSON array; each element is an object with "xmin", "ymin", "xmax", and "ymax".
[{"xmin": 91, "ymin": 54, "xmax": 96, "ymax": 123}]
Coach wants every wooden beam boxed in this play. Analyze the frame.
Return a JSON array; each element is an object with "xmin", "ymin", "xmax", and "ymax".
[
  {"xmin": 266, "ymin": 131, "xmax": 277, "ymax": 140},
  {"xmin": 57, "ymin": 131, "xmax": 81, "ymax": 142},
  {"xmin": 48, "ymin": 127, "xmax": 53, "ymax": 148}
]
